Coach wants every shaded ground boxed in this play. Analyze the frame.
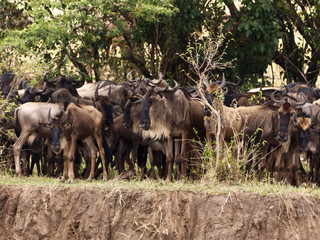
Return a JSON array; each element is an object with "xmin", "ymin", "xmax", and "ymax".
[{"xmin": 0, "ymin": 185, "xmax": 320, "ymax": 240}]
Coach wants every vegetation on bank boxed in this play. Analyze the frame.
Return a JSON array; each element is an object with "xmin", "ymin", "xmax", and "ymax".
[{"xmin": 1, "ymin": 173, "xmax": 320, "ymax": 198}]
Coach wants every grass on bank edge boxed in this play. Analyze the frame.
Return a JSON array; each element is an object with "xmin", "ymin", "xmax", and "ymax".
[{"xmin": 1, "ymin": 173, "xmax": 320, "ymax": 199}]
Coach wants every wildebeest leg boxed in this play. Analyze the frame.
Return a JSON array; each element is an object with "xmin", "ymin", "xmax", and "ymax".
[
  {"xmin": 21, "ymin": 149, "xmax": 29, "ymax": 176},
  {"xmin": 180, "ymin": 137, "xmax": 189, "ymax": 180},
  {"xmin": 83, "ymin": 136, "xmax": 98, "ymax": 181},
  {"xmin": 67, "ymin": 136, "xmax": 78, "ymax": 183},
  {"xmin": 61, "ymin": 142, "xmax": 70, "ymax": 182},
  {"xmin": 148, "ymin": 146, "xmax": 156, "ymax": 179},
  {"xmin": 258, "ymin": 144, "xmax": 269, "ymax": 181},
  {"xmin": 82, "ymin": 142, "xmax": 91, "ymax": 179},
  {"xmin": 47, "ymin": 141, "xmax": 55, "ymax": 177},
  {"xmin": 166, "ymin": 138, "xmax": 174, "ymax": 181},
  {"xmin": 159, "ymin": 151, "xmax": 167, "ymax": 179},
  {"xmin": 94, "ymin": 131, "xmax": 107, "ymax": 181},
  {"xmin": 137, "ymin": 145, "xmax": 148, "ymax": 177},
  {"xmin": 30, "ymin": 151, "xmax": 41, "ymax": 176},
  {"xmin": 315, "ymin": 156, "xmax": 320, "ymax": 185},
  {"xmin": 174, "ymin": 139, "xmax": 181, "ymax": 180},
  {"xmin": 287, "ymin": 151, "xmax": 299, "ymax": 186},
  {"xmin": 115, "ymin": 140, "xmax": 125, "ymax": 174},
  {"xmin": 13, "ymin": 131, "xmax": 33, "ymax": 177}
]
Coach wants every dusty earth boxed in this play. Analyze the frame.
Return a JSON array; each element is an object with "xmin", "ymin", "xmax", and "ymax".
[{"xmin": 0, "ymin": 185, "xmax": 320, "ymax": 240}]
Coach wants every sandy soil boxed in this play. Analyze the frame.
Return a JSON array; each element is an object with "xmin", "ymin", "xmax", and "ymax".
[{"xmin": 0, "ymin": 185, "xmax": 320, "ymax": 240}]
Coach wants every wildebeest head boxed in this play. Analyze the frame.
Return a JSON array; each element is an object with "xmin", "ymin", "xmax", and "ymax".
[
  {"xmin": 271, "ymin": 89, "xmax": 307, "ymax": 143},
  {"xmin": 294, "ymin": 105, "xmax": 320, "ymax": 153},
  {"xmin": 138, "ymin": 79, "xmax": 179, "ymax": 130},
  {"xmin": 294, "ymin": 114, "xmax": 311, "ymax": 152},
  {"xmin": 93, "ymin": 83, "xmax": 114, "ymax": 126},
  {"xmin": 19, "ymin": 82, "xmax": 47, "ymax": 103},
  {"xmin": 99, "ymin": 97, "xmax": 114, "ymax": 126},
  {"xmin": 44, "ymin": 70, "xmax": 85, "ymax": 96},
  {"xmin": 139, "ymin": 89, "xmax": 154, "ymax": 130},
  {"xmin": 48, "ymin": 108, "xmax": 67, "ymax": 154},
  {"xmin": 203, "ymin": 75, "xmax": 226, "ymax": 116},
  {"xmin": 203, "ymin": 73, "xmax": 242, "ymax": 109}
]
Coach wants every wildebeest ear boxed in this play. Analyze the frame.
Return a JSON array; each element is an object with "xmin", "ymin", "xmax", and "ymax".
[
  {"xmin": 295, "ymin": 107, "xmax": 303, "ymax": 115},
  {"xmin": 222, "ymin": 87, "xmax": 229, "ymax": 94},
  {"xmin": 130, "ymin": 97, "xmax": 140, "ymax": 103}
]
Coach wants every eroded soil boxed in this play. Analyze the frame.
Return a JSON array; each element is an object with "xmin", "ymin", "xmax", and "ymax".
[{"xmin": 0, "ymin": 185, "xmax": 320, "ymax": 240}]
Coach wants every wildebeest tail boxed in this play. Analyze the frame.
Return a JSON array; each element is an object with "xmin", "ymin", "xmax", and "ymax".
[
  {"xmin": 103, "ymin": 136, "xmax": 112, "ymax": 167},
  {"xmin": 14, "ymin": 108, "xmax": 21, "ymax": 137},
  {"xmin": 63, "ymin": 100, "xmax": 71, "ymax": 110}
]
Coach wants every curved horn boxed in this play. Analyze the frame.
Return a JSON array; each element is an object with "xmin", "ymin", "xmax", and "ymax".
[
  {"xmin": 271, "ymin": 90, "xmax": 286, "ymax": 105},
  {"xmin": 29, "ymin": 82, "xmax": 48, "ymax": 94},
  {"xmin": 48, "ymin": 108, "xmax": 52, "ymax": 124},
  {"xmin": 43, "ymin": 70, "xmax": 53, "ymax": 83},
  {"xmin": 169, "ymin": 80, "xmax": 179, "ymax": 91},
  {"xmin": 314, "ymin": 109, "xmax": 320, "ymax": 123},
  {"xmin": 94, "ymin": 82, "xmax": 100, "ymax": 101},
  {"xmin": 306, "ymin": 80, "xmax": 312, "ymax": 86},
  {"xmin": 126, "ymin": 70, "xmax": 134, "ymax": 82},
  {"xmin": 72, "ymin": 70, "xmax": 85, "ymax": 87},
  {"xmin": 219, "ymin": 73, "xmax": 226, "ymax": 88},
  {"xmin": 281, "ymin": 84, "xmax": 289, "ymax": 95},
  {"xmin": 154, "ymin": 80, "xmax": 168, "ymax": 93},
  {"xmin": 287, "ymin": 92, "xmax": 308, "ymax": 107},
  {"xmin": 233, "ymin": 75, "xmax": 242, "ymax": 87},
  {"xmin": 22, "ymin": 81, "xmax": 30, "ymax": 90},
  {"xmin": 146, "ymin": 72, "xmax": 164, "ymax": 86},
  {"xmin": 146, "ymin": 78, "xmax": 163, "ymax": 86}
]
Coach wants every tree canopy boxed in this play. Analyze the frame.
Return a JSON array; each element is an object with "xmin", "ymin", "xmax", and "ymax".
[{"xmin": 1, "ymin": 0, "xmax": 320, "ymax": 86}]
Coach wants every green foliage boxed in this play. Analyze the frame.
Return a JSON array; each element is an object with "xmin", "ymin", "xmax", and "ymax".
[
  {"xmin": 0, "ymin": 95, "xmax": 19, "ymax": 171},
  {"xmin": 219, "ymin": 0, "xmax": 283, "ymax": 86},
  {"xmin": 0, "ymin": 0, "xmax": 207, "ymax": 83}
]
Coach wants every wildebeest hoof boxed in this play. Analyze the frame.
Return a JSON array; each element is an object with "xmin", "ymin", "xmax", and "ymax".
[
  {"xmin": 87, "ymin": 178, "xmax": 93, "ymax": 182},
  {"xmin": 59, "ymin": 177, "xmax": 66, "ymax": 183},
  {"xmin": 68, "ymin": 180, "xmax": 73, "ymax": 184}
]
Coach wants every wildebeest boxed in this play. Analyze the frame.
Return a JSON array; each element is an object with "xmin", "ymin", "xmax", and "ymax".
[
  {"xmin": 48, "ymin": 102, "xmax": 108, "ymax": 183},
  {"xmin": 13, "ymin": 102, "xmax": 64, "ymax": 177},
  {"xmin": 0, "ymin": 71, "xmax": 27, "ymax": 98},
  {"xmin": 18, "ymin": 81, "xmax": 48, "ymax": 103},
  {"xmin": 130, "ymin": 79, "xmax": 205, "ymax": 181},
  {"xmin": 44, "ymin": 70, "xmax": 85, "ymax": 96},
  {"xmin": 202, "ymin": 73, "xmax": 242, "ymax": 107}
]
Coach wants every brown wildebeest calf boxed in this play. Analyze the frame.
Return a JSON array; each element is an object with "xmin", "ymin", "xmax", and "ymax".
[{"xmin": 48, "ymin": 102, "xmax": 109, "ymax": 183}]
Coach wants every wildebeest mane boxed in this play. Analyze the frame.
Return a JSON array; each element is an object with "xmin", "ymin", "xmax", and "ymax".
[
  {"xmin": 177, "ymin": 87, "xmax": 192, "ymax": 100},
  {"xmin": 259, "ymin": 101, "xmax": 280, "ymax": 111}
]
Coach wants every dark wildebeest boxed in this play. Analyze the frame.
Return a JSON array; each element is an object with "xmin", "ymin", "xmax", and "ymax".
[
  {"xmin": 44, "ymin": 70, "xmax": 85, "ymax": 96},
  {"xmin": 202, "ymin": 73, "xmax": 242, "ymax": 107},
  {"xmin": 0, "ymin": 71, "xmax": 27, "ymax": 98},
  {"xmin": 122, "ymin": 96, "xmax": 168, "ymax": 179},
  {"xmin": 203, "ymin": 80, "xmax": 307, "ymax": 183},
  {"xmin": 135, "ymin": 79, "xmax": 205, "ymax": 181},
  {"xmin": 243, "ymin": 91, "xmax": 307, "ymax": 183},
  {"xmin": 295, "ymin": 104, "xmax": 320, "ymax": 185},
  {"xmin": 48, "ymin": 102, "xmax": 108, "ymax": 183},
  {"xmin": 18, "ymin": 81, "xmax": 48, "ymax": 103}
]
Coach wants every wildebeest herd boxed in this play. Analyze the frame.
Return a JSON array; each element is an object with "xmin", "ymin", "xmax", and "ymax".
[{"xmin": 1, "ymin": 70, "xmax": 320, "ymax": 186}]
